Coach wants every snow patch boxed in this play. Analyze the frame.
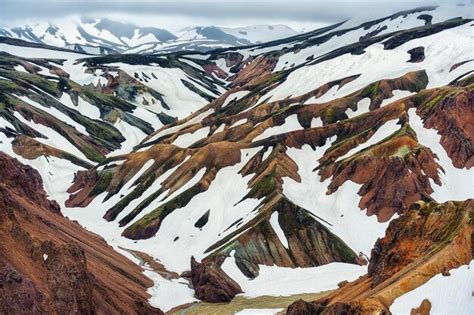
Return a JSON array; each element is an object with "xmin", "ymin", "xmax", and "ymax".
[
  {"xmin": 222, "ymin": 251, "xmax": 366, "ymax": 297},
  {"xmin": 253, "ymin": 115, "xmax": 303, "ymax": 142},
  {"xmin": 269, "ymin": 211, "xmax": 288, "ymax": 248},
  {"xmin": 172, "ymin": 127, "xmax": 210, "ymax": 148},
  {"xmin": 390, "ymin": 261, "xmax": 474, "ymax": 315}
]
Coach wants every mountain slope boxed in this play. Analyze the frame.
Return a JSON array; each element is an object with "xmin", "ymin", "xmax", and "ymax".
[
  {"xmin": 0, "ymin": 152, "xmax": 163, "ymax": 314},
  {"xmin": 0, "ymin": 4, "xmax": 473, "ymax": 313}
]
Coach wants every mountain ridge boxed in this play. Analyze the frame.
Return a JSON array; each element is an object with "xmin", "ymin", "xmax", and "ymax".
[{"xmin": 0, "ymin": 18, "xmax": 299, "ymax": 55}]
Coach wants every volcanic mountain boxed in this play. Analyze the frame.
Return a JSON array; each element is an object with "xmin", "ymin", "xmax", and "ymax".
[{"xmin": 0, "ymin": 4, "xmax": 473, "ymax": 314}]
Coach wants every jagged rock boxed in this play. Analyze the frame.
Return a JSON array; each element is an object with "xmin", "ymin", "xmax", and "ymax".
[
  {"xmin": 0, "ymin": 152, "xmax": 60, "ymax": 214},
  {"xmin": 43, "ymin": 242, "xmax": 96, "ymax": 314},
  {"xmin": 158, "ymin": 111, "xmax": 177, "ymax": 125},
  {"xmin": 228, "ymin": 55, "xmax": 277, "ymax": 87},
  {"xmin": 180, "ymin": 270, "xmax": 192, "ymax": 279},
  {"xmin": 410, "ymin": 299, "xmax": 431, "ymax": 315},
  {"xmin": 0, "ymin": 263, "xmax": 47, "ymax": 314},
  {"xmin": 190, "ymin": 257, "xmax": 242, "ymax": 302},
  {"xmin": 407, "ymin": 46, "xmax": 425, "ymax": 63}
]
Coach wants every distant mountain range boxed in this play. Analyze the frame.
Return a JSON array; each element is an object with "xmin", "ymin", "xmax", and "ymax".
[{"xmin": 0, "ymin": 18, "xmax": 298, "ymax": 54}]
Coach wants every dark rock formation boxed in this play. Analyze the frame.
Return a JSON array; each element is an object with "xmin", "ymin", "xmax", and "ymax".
[
  {"xmin": 43, "ymin": 242, "xmax": 95, "ymax": 314},
  {"xmin": 286, "ymin": 299, "xmax": 321, "ymax": 315},
  {"xmin": 203, "ymin": 62, "xmax": 228, "ymax": 79},
  {"xmin": 417, "ymin": 14, "xmax": 433, "ymax": 25},
  {"xmin": 449, "ymin": 59, "xmax": 473, "ymax": 72},
  {"xmin": 190, "ymin": 257, "xmax": 242, "ymax": 302},
  {"xmin": 407, "ymin": 46, "xmax": 425, "ymax": 63},
  {"xmin": 359, "ymin": 25, "xmax": 388, "ymax": 42},
  {"xmin": 383, "ymin": 18, "xmax": 471, "ymax": 50},
  {"xmin": 194, "ymin": 209, "xmax": 210, "ymax": 229}
]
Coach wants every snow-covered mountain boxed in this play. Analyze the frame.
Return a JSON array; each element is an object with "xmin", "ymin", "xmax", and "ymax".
[
  {"xmin": 0, "ymin": 4, "xmax": 473, "ymax": 314},
  {"xmin": 0, "ymin": 19, "xmax": 298, "ymax": 54},
  {"xmin": 0, "ymin": 18, "xmax": 173, "ymax": 53},
  {"xmin": 220, "ymin": 24, "xmax": 297, "ymax": 44}
]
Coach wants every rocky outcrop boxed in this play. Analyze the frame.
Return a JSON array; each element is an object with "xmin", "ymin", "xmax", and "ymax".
[
  {"xmin": 367, "ymin": 200, "xmax": 472, "ymax": 285},
  {"xmin": 190, "ymin": 257, "xmax": 242, "ymax": 303},
  {"xmin": 286, "ymin": 299, "xmax": 321, "ymax": 315},
  {"xmin": 203, "ymin": 62, "xmax": 228, "ymax": 79},
  {"xmin": 417, "ymin": 14, "xmax": 433, "ymax": 25},
  {"xmin": 0, "ymin": 262, "xmax": 47, "ymax": 314},
  {"xmin": 407, "ymin": 46, "xmax": 425, "ymax": 63},
  {"xmin": 0, "ymin": 152, "xmax": 163, "ymax": 314},
  {"xmin": 449, "ymin": 59, "xmax": 473, "ymax": 72},
  {"xmin": 415, "ymin": 83, "xmax": 474, "ymax": 168},
  {"xmin": 319, "ymin": 128, "xmax": 442, "ymax": 222},
  {"xmin": 228, "ymin": 55, "xmax": 278, "ymax": 88},
  {"xmin": 383, "ymin": 18, "xmax": 471, "ymax": 50},
  {"xmin": 204, "ymin": 195, "xmax": 362, "ymax": 278},
  {"xmin": 0, "ymin": 151, "xmax": 60, "ymax": 214},
  {"xmin": 411, "ymin": 299, "xmax": 432, "ymax": 315},
  {"xmin": 12, "ymin": 135, "xmax": 93, "ymax": 169},
  {"xmin": 287, "ymin": 200, "xmax": 473, "ymax": 314}
]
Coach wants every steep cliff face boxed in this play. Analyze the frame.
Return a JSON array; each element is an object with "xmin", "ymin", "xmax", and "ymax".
[
  {"xmin": 415, "ymin": 82, "xmax": 474, "ymax": 169},
  {"xmin": 287, "ymin": 200, "xmax": 473, "ymax": 314},
  {"xmin": 0, "ymin": 152, "xmax": 162, "ymax": 314}
]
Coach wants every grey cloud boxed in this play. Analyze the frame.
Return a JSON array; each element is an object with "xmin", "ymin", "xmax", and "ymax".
[{"xmin": 0, "ymin": 0, "xmax": 457, "ymax": 25}]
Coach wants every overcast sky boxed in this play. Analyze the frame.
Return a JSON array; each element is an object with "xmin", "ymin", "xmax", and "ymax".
[{"xmin": 0, "ymin": 0, "xmax": 468, "ymax": 32}]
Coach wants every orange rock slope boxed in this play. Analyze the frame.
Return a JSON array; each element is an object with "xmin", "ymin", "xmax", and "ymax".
[{"xmin": 0, "ymin": 152, "xmax": 162, "ymax": 314}]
